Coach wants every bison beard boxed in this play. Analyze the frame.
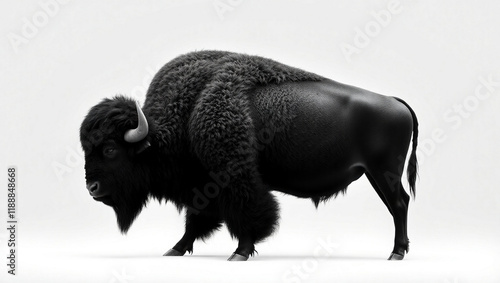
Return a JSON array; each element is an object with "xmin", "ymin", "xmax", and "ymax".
[
  {"xmin": 111, "ymin": 167, "xmax": 150, "ymax": 234},
  {"xmin": 80, "ymin": 50, "xmax": 418, "ymax": 261}
]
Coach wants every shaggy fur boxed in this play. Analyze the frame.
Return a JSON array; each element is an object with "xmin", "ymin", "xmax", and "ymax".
[
  {"xmin": 81, "ymin": 50, "xmax": 323, "ymax": 243},
  {"xmin": 144, "ymin": 51, "xmax": 324, "ymax": 241},
  {"xmin": 144, "ymin": 50, "xmax": 323, "ymax": 152}
]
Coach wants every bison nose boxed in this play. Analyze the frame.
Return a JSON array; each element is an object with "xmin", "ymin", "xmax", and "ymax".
[{"xmin": 86, "ymin": 181, "xmax": 101, "ymax": 196}]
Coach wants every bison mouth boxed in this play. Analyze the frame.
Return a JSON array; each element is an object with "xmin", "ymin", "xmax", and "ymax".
[{"xmin": 93, "ymin": 195, "xmax": 114, "ymax": 206}]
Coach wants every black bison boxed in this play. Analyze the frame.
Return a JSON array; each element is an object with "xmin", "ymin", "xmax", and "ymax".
[{"xmin": 80, "ymin": 50, "xmax": 418, "ymax": 261}]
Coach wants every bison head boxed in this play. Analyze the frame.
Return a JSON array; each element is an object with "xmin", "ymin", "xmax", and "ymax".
[{"xmin": 80, "ymin": 96, "xmax": 153, "ymax": 233}]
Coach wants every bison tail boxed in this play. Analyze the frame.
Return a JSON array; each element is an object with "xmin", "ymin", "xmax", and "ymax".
[{"xmin": 394, "ymin": 97, "xmax": 419, "ymax": 198}]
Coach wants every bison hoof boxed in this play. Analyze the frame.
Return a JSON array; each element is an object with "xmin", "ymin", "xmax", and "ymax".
[
  {"xmin": 387, "ymin": 252, "xmax": 404, "ymax": 260},
  {"xmin": 163, "ymin": 249, "xmax": 184, "ymax": 256},
  {"xmin": 227, "ymin": 253, "xmax": 249, "ymax": 261}
]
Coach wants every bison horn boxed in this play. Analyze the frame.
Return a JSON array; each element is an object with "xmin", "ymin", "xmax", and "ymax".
[{"xmin": 124, "ymin": 101, "xmax": 149, "ymax": 143}]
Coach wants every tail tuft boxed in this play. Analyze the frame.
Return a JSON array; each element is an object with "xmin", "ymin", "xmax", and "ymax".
[{"xmin": 394, "ymin": 97, "xmax": 418, "ymax": 198}]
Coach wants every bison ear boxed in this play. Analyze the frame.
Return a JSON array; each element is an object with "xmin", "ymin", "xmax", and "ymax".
[{"xmin": 136, "ymin": 139, "xmax": 151, "ymax": 154}]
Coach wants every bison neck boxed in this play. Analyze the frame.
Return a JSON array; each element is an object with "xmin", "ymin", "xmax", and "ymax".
[{"xmin": 147, "ymin": 149, "xmax": 211, "ymax": 209}]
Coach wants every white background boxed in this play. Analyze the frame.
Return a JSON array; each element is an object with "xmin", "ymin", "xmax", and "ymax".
[{"xmin": 1, "ymin": 0, "xmax": 499, "ymax": 282}]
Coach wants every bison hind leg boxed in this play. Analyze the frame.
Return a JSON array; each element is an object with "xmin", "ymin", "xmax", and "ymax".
[{"xmin": 366, "ymin": 169, "xmax": 410, "ymax": 260}]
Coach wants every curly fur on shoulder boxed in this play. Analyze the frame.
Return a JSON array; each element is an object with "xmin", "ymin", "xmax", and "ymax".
[
  {"xmin": 142, "ymin": 50, "xmax": 324, "ymax": 242},
  {"xmin": 143, "ymin": 51, "xmax": 324, "ymax": 154}
]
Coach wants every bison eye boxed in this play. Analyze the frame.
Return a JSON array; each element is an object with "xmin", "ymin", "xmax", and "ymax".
[{"xmin": 103, "ymin": 146, "xmax": 117, "ymax": 158}]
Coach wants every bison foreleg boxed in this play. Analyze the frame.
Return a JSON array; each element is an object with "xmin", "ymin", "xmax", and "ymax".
[
  {"xmin": 222, "ymin": 185, "xmax": 280, "ymax": 261},
  {"xmin": 227, "ymin": 235, "xmax": 255, "ymax": 261},
  {"xmin": 189, "ymin": 81, "xmax": 279, "ymax": 261},
  {"xmin": 163, "ymin": 212, "xmax": 222, "ymax": 256}
]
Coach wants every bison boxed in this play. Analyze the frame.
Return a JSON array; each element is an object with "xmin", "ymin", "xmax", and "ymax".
[{"xmin": 80, "ymin": 50, "xmax": 418, "ymax": 261}]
